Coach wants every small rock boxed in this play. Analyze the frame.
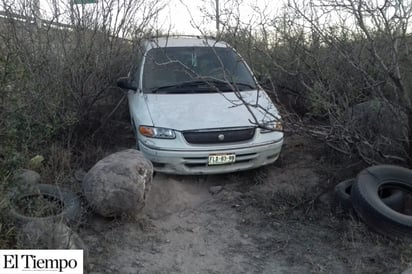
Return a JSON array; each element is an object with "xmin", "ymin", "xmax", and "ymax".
[
  {"xmin": 13, "ymin": 169, "xmax": 41, "ymax": 186},
  {"xmin": 28, "ymin": 155, "xmax": 44, "ymax": 171},
  {"xmin": 209, "ymin": 185, "xmax": 223, "ymax": 195},
  {"xmin": 11, "ymin": 169, "xmax": 41, "ymax": 194}
]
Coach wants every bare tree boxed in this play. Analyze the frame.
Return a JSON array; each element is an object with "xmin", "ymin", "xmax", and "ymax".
[
  {"xmin": 0, "ymin": 0, "xmax": 165, "ymax": 160},
  {"xmin": 195, "ymin": 0, "xmax": 412, "ymax": 165},
  {"xmin": 283, "ymin": 0, "xmax": 412, "ymax": 164}
]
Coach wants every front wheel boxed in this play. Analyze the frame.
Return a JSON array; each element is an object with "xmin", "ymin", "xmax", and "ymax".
[
  {"xmin": 135, "ymin": 138, "xmax": 140, "ymax": 151},
  {"xmin": 131, "ymin": 119, "xmax": 140, "ymax": 150}
]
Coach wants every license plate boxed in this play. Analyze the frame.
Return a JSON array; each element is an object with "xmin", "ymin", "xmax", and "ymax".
[{"xmin": 208, "ymin": 153, "xmax": 236, "ymax": 165}]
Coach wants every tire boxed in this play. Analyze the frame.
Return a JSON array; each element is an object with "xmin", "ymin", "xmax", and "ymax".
[
  {"xmin": 335, "ymin": 178, "xmax": 404, "ymax": 212},
  {"xmin": 379, "ymin": 187, "xmax": 405, "ymax": 212},
  {"xmin": 351, "ymin": 165, "xmax": 412, "ymax": 238},
  {"xmin": 8, "ymin": 184, "xmax": 81, "ymax": 226},
  {"xmin": 131, "ymin": 119, "xmax": 140, "ymax": 150}
]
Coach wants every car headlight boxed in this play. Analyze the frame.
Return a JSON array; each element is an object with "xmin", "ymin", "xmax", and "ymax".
[
  {"xmin": 139, "ymin": 126, "xmax": 176, "ymax": 139},
  {"xmin": 260, "ymin": 121, "xmax": 283, "ymax": 133}
]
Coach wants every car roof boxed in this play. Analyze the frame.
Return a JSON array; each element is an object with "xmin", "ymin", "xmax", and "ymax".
[{"xmin": 143, "ymin": 36, "xmax": 229, "ymax": 51}]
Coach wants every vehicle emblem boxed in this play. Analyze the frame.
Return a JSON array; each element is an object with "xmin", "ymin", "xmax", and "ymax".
[{"xmin": 218, "ymin": 134, "xmax": 225, "ymax": 141}]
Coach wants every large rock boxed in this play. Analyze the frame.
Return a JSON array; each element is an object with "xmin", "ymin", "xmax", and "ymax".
[{"xmin": 82, "ymin": 149, "xmax": 153, "ymax": 217}]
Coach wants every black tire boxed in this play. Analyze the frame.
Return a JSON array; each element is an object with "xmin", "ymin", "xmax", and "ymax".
[
  {"xmin": 351, "ymin": 165, "xmax": 412, "ymax": 238},
  {"xmin": 8, "ymin": 184, "xmax": 81, "ymax": 226},
  {"xmin": 131, "ymin": 119, "xmax": 140, "ymax": 150},
  {"xmin": 335, "ymin": 178, "xmax": 404, "ymax": 212}
]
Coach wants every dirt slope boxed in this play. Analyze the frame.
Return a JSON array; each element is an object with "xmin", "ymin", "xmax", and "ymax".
[{"xmin": 81, "ymin": 135, "xmax": 411, "ymax": 274}]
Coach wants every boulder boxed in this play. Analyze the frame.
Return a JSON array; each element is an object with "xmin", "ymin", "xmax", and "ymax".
[{"xmin": 82, "ymin": 149, "xmax": 153, "ymax": 217}]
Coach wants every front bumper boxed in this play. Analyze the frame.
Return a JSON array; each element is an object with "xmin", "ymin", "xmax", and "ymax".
[{"xmin": 139, "ymin": 138, "xmax": 283, "ymax": 175}]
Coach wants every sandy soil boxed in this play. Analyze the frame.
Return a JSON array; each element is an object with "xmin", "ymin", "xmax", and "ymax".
[{"xmin": 80, "ymin": 135, "xmax": 412, "ymax": 274}]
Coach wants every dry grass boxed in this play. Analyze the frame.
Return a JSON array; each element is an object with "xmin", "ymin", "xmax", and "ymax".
[{"xmin": 0, "ymin": 182, "xmax": 17, "ymax": 248}]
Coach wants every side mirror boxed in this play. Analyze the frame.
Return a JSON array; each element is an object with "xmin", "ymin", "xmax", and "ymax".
[{"xmin": 117, "ymin": 77, "xmax": 137, "ymax": 91}]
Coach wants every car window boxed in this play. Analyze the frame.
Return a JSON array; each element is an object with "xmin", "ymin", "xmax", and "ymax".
[{"xmin": 142, "ymin": 47, "xmax": 257, "ymax": 93}]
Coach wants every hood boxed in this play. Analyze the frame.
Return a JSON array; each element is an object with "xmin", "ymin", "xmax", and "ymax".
[{"xmin": 143, "ymin": 90, "xmax": 279, "ymax": 131}]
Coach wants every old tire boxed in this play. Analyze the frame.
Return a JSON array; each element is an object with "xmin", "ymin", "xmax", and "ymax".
[
  {"xmin": 8, "ymin": 184, "xmax": 81, "ymax": 226},
  {"xmin": 335, "ymin": 178, "xmax": 404, "ymax": 212},
  {"xmin": 351, "ymin": 165, "xmax": 412, "ymax": 237}
]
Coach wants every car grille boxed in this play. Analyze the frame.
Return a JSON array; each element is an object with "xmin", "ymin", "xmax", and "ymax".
[{"xmin": 183, "ymin": 127, "xmax": 255, "ymax": 144}]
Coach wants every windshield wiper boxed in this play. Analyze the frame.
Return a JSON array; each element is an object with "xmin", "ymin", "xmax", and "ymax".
[
  {"xmin": 150, "ymin": 81, "xmax": 206, "ymax": 93},
  {"xmin": 199, "ymin": 78, "xmax": 256, "ymax": 90},
  {"xmin": 149, "ymin": 80, "xmax": 255, "ymax": 93},
  {"xmin": 150, "ymin": 81, "xmax": 224, "ymax": 93}
]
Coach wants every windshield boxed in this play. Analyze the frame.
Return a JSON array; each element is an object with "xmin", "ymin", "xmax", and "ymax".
[{"xmin": 142, "ymin": 46, "xmax": 257, "ymax": 93}]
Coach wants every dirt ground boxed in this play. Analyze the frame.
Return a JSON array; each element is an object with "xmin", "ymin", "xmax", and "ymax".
[{"xmin": 80, "ymin": 134, "xmax": 412, "ymax": 274}]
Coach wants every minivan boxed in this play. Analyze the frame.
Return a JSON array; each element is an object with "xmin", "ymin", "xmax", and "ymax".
[{"xmin": 117, "ymin": 36, "xmax": 283, "ymax": 174}]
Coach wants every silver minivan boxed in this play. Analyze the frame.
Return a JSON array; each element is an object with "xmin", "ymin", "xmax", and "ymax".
[{"xmin": 117, "ymin": 36, "xmax": 283, "ymax": 174}]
